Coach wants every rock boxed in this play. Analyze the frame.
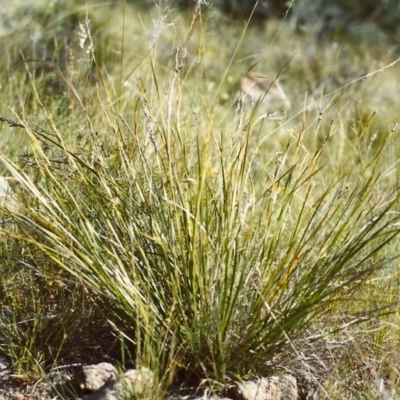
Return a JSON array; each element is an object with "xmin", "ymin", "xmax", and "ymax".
[
  {"xmin": 79, "ymin": 362, "xmax": 117, "ymax": 392},
  {"xmin": 0, "ymin": 354, "xmax": 11, "ymax": 372},
  {"xmin": 239, "ymin": 73, "xmax": 291, "ymax": 111},
  {"xmin": 200, "ymin": 397, "xmax": 232, "ymax": 400},
  {"xmin": 83, "ymin": 367, "xmax": 154, "ymax": 400},
  {"xmin": 165, "ymin": 392, "xmax": 233, "ymax": 400},
  {"xmin": 233, "ymin": 374, "xmax": 297, "ymax": 400},
  {"xmin": 0, "ymin": 353, "xmax": 12, "ymax": 381},
  {"xmin": 121, "ymin": 368, "xmax": 154, "ymax": 395},
  {"xmin": 168, "ymin": 397, "xmax": 233, "ymax": 400}
]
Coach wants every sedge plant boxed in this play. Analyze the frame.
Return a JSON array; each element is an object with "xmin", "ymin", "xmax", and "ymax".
[{"xmin": 0, "ymin": 1, "xmax": 400, "ymax": 398}]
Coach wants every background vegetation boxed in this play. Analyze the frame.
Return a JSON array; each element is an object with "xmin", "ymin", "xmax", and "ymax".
[
  {"xmin": 1, "ymin": 0, "xmax": 400, "ymax": 399},
  {"xmin": 130, "ymin": 0, "xmax": 400, "ymax": 34}
]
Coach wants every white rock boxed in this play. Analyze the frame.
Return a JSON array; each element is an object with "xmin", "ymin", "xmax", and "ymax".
[
  {"xmin": 234, "ymin": 374, "xmax": 297, "ymax": 400},
  {"xmin": 80, "ymin": 362, "xmax": 117, "ymax": 392},
  {"xmin": 83, "ymin": 367, "xmax": 154, "ymax": 400}
]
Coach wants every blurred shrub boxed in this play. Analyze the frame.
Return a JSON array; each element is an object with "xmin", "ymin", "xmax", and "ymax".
[
  {"xmin": 292, "ymin": 0, "xmax": 400, "ymax": 37},
  {"xmin": 123, "ymin": 0, "xmax": 287, "ymax": 19},
  {"xmin": 124, "ymin": 0, "xmax": 400, "ymax": 37}
]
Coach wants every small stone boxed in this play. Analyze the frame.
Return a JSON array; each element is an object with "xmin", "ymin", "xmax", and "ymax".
[
  {"xmin": 0, "ymin": 353, "xmax": 12, "ymax": 382},
  {"xmin": 165, "ymin": 393, "xmax": 233, "ymax": 400},
  {"xmin": 83, "ymin": 367, "xmax": 154, "ymax": 400},
  {"xmin": 79, "ymin": 362, "xmax": 117, "ymax": 392},
  {"xmin": 208, "ymin": 397, "xmax": 233, "ymax": 400},
  {"xmin": 120, "ymin": 368, "xmax": 154, "ymax": 396},
  {"xmin": 233, "ymin": 374, "xmax": 297, "ymax": 400},
  {"xmin": 0, "ymin": 354, "xmax": 11, "ymax": 372}
]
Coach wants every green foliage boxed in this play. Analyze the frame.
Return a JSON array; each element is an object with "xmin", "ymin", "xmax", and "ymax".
[{"xmin": 2, "ymin": 89, "xmax": 399, "ymax": 387}]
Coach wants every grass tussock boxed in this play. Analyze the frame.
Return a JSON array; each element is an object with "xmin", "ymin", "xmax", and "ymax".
[{"xmin": 0, "ymin": 1, "xmax": 400, "ymax": 398}]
